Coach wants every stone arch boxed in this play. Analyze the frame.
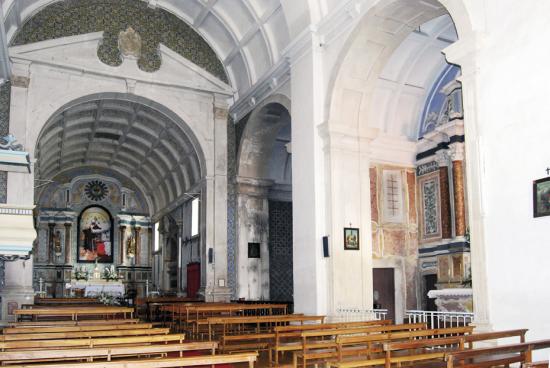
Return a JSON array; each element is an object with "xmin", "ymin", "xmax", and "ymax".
[
  {"xmin": 234, "ymin": 93, "xmax": 292, "ymax": 301},
  {"xmin": 325, "ymin": 0, "xmax": 473, "ymax": 136},
  {"xmin": 34, "ymin": 92, "xmax": 207, "ymax": 216},
  {"xmin": 237, "ymin": 94, "xmax": 291, "ymax": 180}
]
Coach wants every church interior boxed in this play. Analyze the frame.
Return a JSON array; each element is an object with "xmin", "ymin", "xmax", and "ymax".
[{"xmin": 0, "ymin": 0, "xmax": 549, "ymax": 367}]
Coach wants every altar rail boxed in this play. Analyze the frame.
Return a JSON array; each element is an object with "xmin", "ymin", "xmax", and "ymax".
[
  {"xmin": 405, "ymin": 310, "xmax": 474, "ymax": 329},
  {"xmin": 330, "ymin": 308, "xmax": 388, "ymax": 322}
]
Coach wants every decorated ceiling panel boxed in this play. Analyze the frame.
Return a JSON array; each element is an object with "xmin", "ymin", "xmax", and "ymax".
[{"xmin": 35, "ymin": 98, "xmax": 204, "ymax": 214}]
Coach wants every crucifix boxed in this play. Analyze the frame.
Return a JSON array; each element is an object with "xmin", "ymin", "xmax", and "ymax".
[{"xmin": 546, "ymin": 167, "xmax": 550, "ymax": 175}]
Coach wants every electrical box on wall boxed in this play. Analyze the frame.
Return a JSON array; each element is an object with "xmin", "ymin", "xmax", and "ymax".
[{"xmin": 248, "ymin": 243, "xmax": 260, "ymax": 258}]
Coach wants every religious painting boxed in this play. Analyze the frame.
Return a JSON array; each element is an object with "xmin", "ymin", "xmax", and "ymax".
[
  {"xmin": 344, "ymin": 227, "xmax": 360, "ymax": 250},
  {"xmin": 533, "ymin": 177, "xmax": 550, "ymax": 217},
  {"xmin": 77, "ymin": 205, "xmax": 113, "ymax": 263}
]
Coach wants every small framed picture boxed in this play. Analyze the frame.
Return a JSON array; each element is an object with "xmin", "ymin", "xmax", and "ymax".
[
  {"xmin": 533, "ymin": 177, "xmax": 550, "ymax": 217},
  {"xmin": 344, "ymin": 227, "xmax": 360, "ymax": 250}
]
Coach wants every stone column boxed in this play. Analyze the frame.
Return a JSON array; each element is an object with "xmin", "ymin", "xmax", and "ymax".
[
  {"xmin": 135, "ymin": 226, "xmax": 141, "ymax": 266},
  {"xmin": 235, "ymin": 177, "xmax": 273, "ymax": 300},
  {"xmin": 436, "ymin": 151, "xmax": 453, "ymax": 239},
  {"xmin": 119, "ymin": 225, "xmax": 126, "ymax": 265},
  {"xmin": 64, "ymin": 223, "xmax": 72, "ymax": 264},
  {"xmin": 450, "ymin": 143, "xmax": 466, "ymax": 237},
  {"xmin": 48, "ymin": 223, "xmax": 55, "ymax": 264}
]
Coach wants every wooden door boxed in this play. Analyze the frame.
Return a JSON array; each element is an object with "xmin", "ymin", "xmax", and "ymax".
[{"xmin": 373, "ymin": 268, "xmax": 395, "ymax": 322}]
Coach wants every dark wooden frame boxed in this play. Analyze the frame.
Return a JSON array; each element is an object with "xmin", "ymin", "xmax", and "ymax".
[
  {"xmin": 533, "ymin": 177, "xmax": 550, "ymax": 217},
  {"xmin": 343, "ymin": 227, "xmax": 360, "ymax": 250}
]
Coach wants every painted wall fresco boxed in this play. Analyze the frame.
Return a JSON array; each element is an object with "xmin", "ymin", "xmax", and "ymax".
[{"xmin": 371, "ymin": 165, "xmax": 419, "ymax": 309}]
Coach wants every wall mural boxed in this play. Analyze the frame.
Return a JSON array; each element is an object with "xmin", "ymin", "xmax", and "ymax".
[{"xmin": 78, "ymin": 205, "xmax": 113, "ymax": 263}]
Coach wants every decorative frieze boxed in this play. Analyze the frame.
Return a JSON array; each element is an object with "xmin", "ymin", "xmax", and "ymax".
[{"xmin": 417, "ymin": 161, "xmax": 439, "ymax": 176}]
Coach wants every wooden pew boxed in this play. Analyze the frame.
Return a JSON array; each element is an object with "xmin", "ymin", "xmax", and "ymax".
[
  {"xmin": 2, "ymin": 351, "xmax": 258, "ymax": 368},
  {"xmin": 445, "ymin": 339, "xmax": 550, "ymax": 368},
  {"xmin": 207, "ymin": 314, "xmax": 321, "ymax": 340},
  {"xmin": 7, "ymin": 319, "xmax": 140, "ymax": 328},
  {"xmin": 0, "ymin": 333, "xmax": 185, "ymax": 351},
  {"xmin": 0, "ymin": 327, "xmax": 170, "ymax": 341},
  {"xmin": 215, "ymin": 315, "xmax": 325, "ymax": 352},
  {"xmin": 165, "ymin": 303, "xmax": 288, "ymax": 333},
  {"xmin": 270, "ymin": 320, "xmax": 392, "ymax": 366},
  {"xmin": 326, "ymin": 329, "xmax": 527, "ymax": 368},
  {"xmin": 382, "ymin": 329, "xmax": 527, "ymax": 368},
  {"xmin": 0, "ymin": 341, "xmax": 217, "ymax": 365},
  {"xmin": 3, "ymin": 323, "xmax": 153, "ymax": 334},
  {"xmin": 14, "ymin": 307, "xmax": 134, "ymax": 321},
  {"xmin": 34, "ymin": 297, "xmax": 101, "ymax": 306},
  {"xmin": 294, "ymin": 325, "xmax": 469, "ymax": 367},
  {"xmin": 289, "ymin": 322, "xmax": 429, "ymax": 367}
]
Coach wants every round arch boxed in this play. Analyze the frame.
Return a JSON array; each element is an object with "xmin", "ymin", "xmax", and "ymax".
[
  {"xmin": 34, "ymin": 92, "xmax": 207, "ymax": 215},
  {"xmin": 325, "ymin": 0, "xmax": 473, "ymax": 136},
  {"xmin": 237, "ymin": 94, "xmax": 291, "ymax": 180}
]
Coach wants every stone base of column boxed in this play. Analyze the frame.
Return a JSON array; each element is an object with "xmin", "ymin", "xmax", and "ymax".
[{"xmin": 0, "ymin": 286, "xmax": 34, "ymax": 324}]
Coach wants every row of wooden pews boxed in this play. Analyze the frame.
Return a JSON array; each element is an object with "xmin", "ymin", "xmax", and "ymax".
[
  {"xmin": 152, "ymin": 302, "xmax": 550, "ymax": 368},
  {"xmin": 0, "ymin": 304, "xmax": 258, "ymax": 367},
  {"xmin": 6, "ymin": 300, "xmax": 550, "ymax": 368}
]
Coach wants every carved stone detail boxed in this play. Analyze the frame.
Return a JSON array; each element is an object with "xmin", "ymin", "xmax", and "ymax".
[{"xmin": 118, "ymin": 27, "xmax": 142, "ymax": 60}]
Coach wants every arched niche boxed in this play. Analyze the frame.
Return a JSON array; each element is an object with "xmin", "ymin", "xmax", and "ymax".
[{"xmin": 234, "ymin": 94, "xmax": 293, "ymax": 301}]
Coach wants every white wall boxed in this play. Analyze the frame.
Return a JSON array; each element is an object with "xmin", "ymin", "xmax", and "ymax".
[{"xmin": 452, "ymin": 0, "xmax": 550, "ymax": 353}]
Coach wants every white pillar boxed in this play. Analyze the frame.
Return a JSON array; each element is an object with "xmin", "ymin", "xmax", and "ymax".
[
  {"xmin": 289, "ymin": 35, "xmax": 329, "ymax": 315},
  {"xmin": 444, "ymin": 33, "xmax": 491, "ymax": 330}
]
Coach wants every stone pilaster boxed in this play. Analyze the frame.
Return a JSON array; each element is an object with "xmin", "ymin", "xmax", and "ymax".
[
  {"xmin": 135, "ymin": 226, "xmax": 141, "ymax": 266},
  {"xmin": 47, "ymin": 223, "xmax": 55, "ymax": 264},
  {"xmin": 64, "ymin": 223, "xmax": 71, "ymax": 264},
  {"xmin": 199, "ymin": 97, "xmax": 231, "ymax": 302},
  {"xmin": 119, "ymin": 225, "xmax": 126, "ymax": 265}
]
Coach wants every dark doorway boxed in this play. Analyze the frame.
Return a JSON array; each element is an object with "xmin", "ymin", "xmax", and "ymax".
[
  {"xmin": 424, "ymin": 274, "xmax": 438, "ymax": 311},
  {"xmin": 373, "ymin": 268, "xmax": 395, "ymax": 322}
]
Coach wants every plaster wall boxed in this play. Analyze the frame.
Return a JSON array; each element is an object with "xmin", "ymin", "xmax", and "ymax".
[{"xmin": 442, "ymin": 0, "xmax": 550, "ymax": 355}]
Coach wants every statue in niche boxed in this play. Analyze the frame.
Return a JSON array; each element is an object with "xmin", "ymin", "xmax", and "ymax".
[
  {"xmin": 53, "ymin": 230, "xmax": 62, "ymax": 257},
  {"xmin": 126, "ymin": 235, "xmax": 136, "ymax": 258},
  {"xmin": 118, "ymin": 27, "xmax": 142, "ymax": 60}
]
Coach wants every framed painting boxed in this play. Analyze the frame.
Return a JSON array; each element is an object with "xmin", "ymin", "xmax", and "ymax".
[
  {"xmin": 533, "ymin": 177, "xmax": 550, "ymax": 217},
  {"xmin": 77, "ymin": 205, "xmax": 114, "ymax": 263},
  {"xmin": 344, "ymin": 227, "xmax": 360, "ymax": 250}
]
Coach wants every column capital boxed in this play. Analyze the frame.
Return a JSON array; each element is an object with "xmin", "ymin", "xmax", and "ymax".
[
  {"xmin": 435, "ymin": 150, "xmax": 450, "ymax": 167},
  {"xmin": 449, "ymin": 143, "xmax": 465, "ymax": 161}
]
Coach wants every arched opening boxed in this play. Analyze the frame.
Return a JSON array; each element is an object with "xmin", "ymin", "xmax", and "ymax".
[
  {"xmin": 235, "ymin": 95, "xmax": 293, "ymax": 302},
  {"xmin": 33, "ymin": 93, "xmax": 207, "ymax": 299},
  {"xmin": 318, "ymin": 0, "xmax": 477, "ymax": 322}
]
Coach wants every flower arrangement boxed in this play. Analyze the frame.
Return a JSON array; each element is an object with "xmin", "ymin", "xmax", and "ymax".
[
  {"xmin": 98, "ymin": 292, "xmax": 121, "ymax": 306},
  {"xmin": 103, "ymin": 265, "xmax": 121, "ymax": 281},
  {"xmin": 74, "ymin": 266, "xmax": 89, "ymax": 281}
]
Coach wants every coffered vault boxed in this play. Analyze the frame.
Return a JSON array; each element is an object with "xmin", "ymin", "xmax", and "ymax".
[{"xmin": 35, "ymin": 96, "xmax": 204, "ymax": 215}]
